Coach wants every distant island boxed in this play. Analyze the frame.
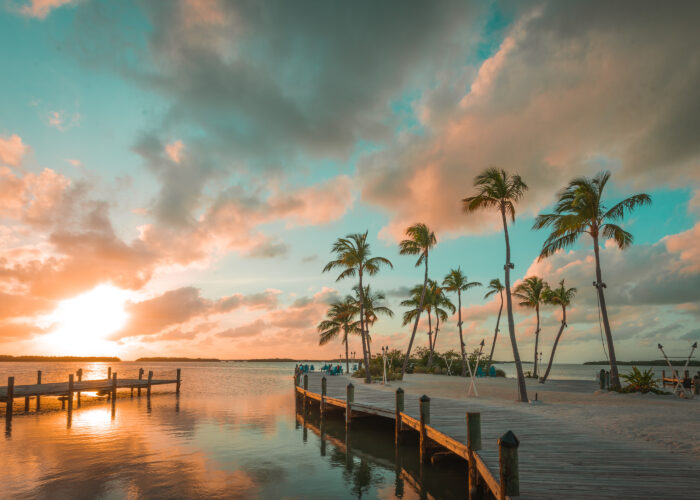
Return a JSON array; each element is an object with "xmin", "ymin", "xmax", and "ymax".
[
  {"xmin": 0, "ymin": 355, "xmax": 121, "ymax": 362},
  {"xmin": 134, "ymin": 357, "xmax": 221, "ymax": 362},
  {"xmin": 583, "ymin": 360, "xmax": 699, "ymax": 367}
]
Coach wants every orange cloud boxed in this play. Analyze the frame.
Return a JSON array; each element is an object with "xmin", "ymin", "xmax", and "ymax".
[
  {"xmin": 665, "ymin": 222, "xmax": 700, "ymax": 273},
  {"xmin": 0, "ymin": 134, "xmax": 29, "ymax": 166},
  {"xmin": 17, "ymin": 0, "xmax": 77, "ymax": 19}
]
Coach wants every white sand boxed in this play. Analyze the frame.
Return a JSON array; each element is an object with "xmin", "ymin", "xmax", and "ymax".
[{"xmin": 372, "ymin": 374, "xmax": 700, "ymax": 458}]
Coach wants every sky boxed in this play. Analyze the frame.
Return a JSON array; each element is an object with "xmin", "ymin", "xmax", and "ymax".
[{"xmin": 0, "ymin": 0, "xmax": 699, "ymax": 362}]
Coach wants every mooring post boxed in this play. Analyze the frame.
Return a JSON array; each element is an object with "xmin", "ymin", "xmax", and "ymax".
[
  {"xmin": 599, "ymin": 369, "xmax": 605, "ymax": 390},
  {"xmin": 112, "ymin": 372, "xmax": 117, "ymax": 398},
  {"xmin": 77, "ymin": 368, "xmax": 83, "ymax": 408},
  {"xmin": 36, "ymin": 371, "xmax": 42, "ymax": 410},
  {"xmin": 147, "ymin": 371, "xmax": 153, "ymax": 400},
  {"xmin": 67, "ymin": 374, "xmax": 74, "ymax": 414},
  {"xmin": 662, "ymin": 369, "xmax": 666, "ymax": 385},
  {"xmin": 395, "ymin": 388, "xmax": 404, "ymax": 445},
  {"xmin": 138, "ymin": 368, "xmax": 144, "ymax": 396},
  {"xmin": 346, "ymin": 383, "xmax": 354, "ymax": 428},
  {"xmin": 605, "ymin": 370, "xmax": 610, "ymax": 389},
  {"xmin": 24, "ymin": 395, "xmax": 29, "ymax": 412},
  {"xmin": 176, "ymin": 368, "xmax": 181, "ymax": 394},
  {"xmin": 6, "ymin": 376, "xmax": 14, "ymax": 422},
  {"xmin": 498, "ymin": 431, "xmax": 520, "ymax": 500},
  {"xmin": 321, "ymin": 376, "xmax": 327, "ymax": 415},
  {"xmin": 303, "ymin": 374, "xmax": 309, "ymax": 413},
  {"xmin": 467, "ymin": 412, "xmax": 483, "ymax": 500},
  {"xmin": 419, "ymin": 395, "xmax": 430, "ymax": 464},
  {"xmin": 108, "ymin": 366, "xmax": 111, "ymax": 381}
]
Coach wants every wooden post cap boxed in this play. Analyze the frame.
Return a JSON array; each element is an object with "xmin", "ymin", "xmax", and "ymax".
[
  {"xmin": 419, "ymin": 394, "xmax": 430, "ymax": 403},
  {"xmin": 396, "ymin": 387, "xmax": 404, "ymax": 395},
  {"xmin": 499, "ymin": 430, "xmax": 519, "ymax": 448}
]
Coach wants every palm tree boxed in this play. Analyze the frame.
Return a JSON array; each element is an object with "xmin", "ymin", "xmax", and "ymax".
[
  {"xmin": 463, "ymin": 167, "xmax": 529, "ymax": 402},
  {"xmin": 484, "ymin": 278, "xmax": 505, "ymax": 373},
  {"xmin": 323, "ymin": 232, "xmax": 393, "ymax": 383},
  {"xmin": 354, "ymin": 285, "xmax": 394, "ymax": 362},
  {"xmin": 401, "ymin": 283, "xmax": 432, "ymax": 351},
  {"xmin": 442, "ymin": 268, "xmax": 481, "ymax": 376},
  {"xmin": 533, "ymin": 170, "xmax": 651, "ymax": 390},
  {"xmin": 318, "ymin": 298, "xmax": 359, "ymax": 372},
  {"xmin": 539, "ymin": 280, "xmax": 577, "ymax": 383},
  {"xmin": 426, "ymin": 281, "xmax": 455, "ymax": 370},
  {"xmin": 399, "ymin": 223, "xmax": 437, "ymax": 378},
  {"xmin": 513, "ymin": 276, "xmax": 547, "ymax": 378}
]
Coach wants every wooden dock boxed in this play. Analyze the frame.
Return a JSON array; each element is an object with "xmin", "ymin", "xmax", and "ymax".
[{"xmin": 295, "ymin": 372, "xmax": 699, "ymax": 499}]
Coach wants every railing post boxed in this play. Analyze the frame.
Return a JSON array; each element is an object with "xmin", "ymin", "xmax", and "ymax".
[
  {"xmin": 395, "ymin": 388, "xmax": 404, "ymax": 445},
  {"xmin": 346, "ymin": 383, "xmax": 354, "ymax": 428},
  {"xmin": 67, "ymin": 374, "xmax": 74, "ymax": 413},
  {"xmin": 419, "ymin": 395, "xmax": 430, "ymax": 464},
  {"xmin": 467, "ymin": 412, "xmax": 482, "ymax": 500},
  {"xmin": 138, "ymin": 368, "xmax": 144, "ymax": 396},
  {"xmin": 5, "ymin": 376, "xmax": 14, "ymax": 422},
  {"xmin": 147, "ymin": 371, "xmax": 153, "ymax": 400},
  {"xmin": 321, "ymin": 376, "xmax": 327, "ymax": 414},
  {"xmin": 498, "ymin": 431, "xmax": 520, "ymax": 500},
  {"xmin": 176, "ymin": 368, "xmax": 181, "ymax": 394},
  {"xmin": 36, "ymin": 370, "xmax": 42, "ymax": 410}
]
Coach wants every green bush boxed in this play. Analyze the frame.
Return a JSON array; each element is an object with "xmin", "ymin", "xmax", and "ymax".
[{"xmin": 620, "ymin": 367, "xmax": 661, "ymax": 394}]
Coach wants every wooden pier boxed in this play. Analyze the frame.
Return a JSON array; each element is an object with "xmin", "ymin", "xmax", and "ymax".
[{"xmin": 295, "ymin": 372, "xmax": 699, "ymax": 499}]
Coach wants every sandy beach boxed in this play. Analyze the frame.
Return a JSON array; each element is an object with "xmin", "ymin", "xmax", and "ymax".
[{"xmin": 370, "ymin": 374, "xmax": 700, "ymax": 458}]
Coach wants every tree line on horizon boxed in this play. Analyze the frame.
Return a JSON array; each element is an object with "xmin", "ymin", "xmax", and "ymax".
[{"xmin": 318, "ymin": 168, "xmax": 650, "ymax": 401}]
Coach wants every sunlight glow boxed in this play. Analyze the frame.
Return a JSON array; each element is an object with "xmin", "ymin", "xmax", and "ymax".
[{"xmin": 40, "ymin": 284, "xmax": 131, "ymax": 356}]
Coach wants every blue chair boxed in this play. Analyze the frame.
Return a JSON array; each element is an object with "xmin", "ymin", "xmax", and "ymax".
[
  {"xmin": 476, "ymin": 366, "xmax": 485, "ymax": 377},
  {"xmin": 489, "ymin": 366, "xmax": 497, "ymax": 377}
]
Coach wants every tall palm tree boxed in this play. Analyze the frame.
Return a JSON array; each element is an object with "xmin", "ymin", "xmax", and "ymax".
[
  {"xmin": 318, "ymin": 297, "xmax": 359, "ymax": 373},
  {"xmin": 323, "ymin": 232, "xmax": 393, "ymax": 383},
  {"xmin": 463, "ymin": 167, "xmax": 529, "ymax": 402},
  {"xmin": 353, "ymin": 285, "xmax": 394, "ymax": 362},
  {"xmin": 484, "ymin": 278, "xmax": 505, "ymax": 373},
  {"xmin": 533, "ymin": 171, "xmax": 651, "ymax": 390},
  {"xmin": 513, "ymin": 276, "xmax": 547, "ymax": 378},
  {"xmin": 399, "ymin": 223, "xmax": 437, "ymax": 378},
  {"xmin": 442, "ymin": 268, "xmax": 481, "ymax": 376},
  {"xmin": 401, "ymin": 283, "xmax": 433, "ymax": 350},
  {"xmin": 426, "ymin": 281, "xmax": 455, "ymax": 370},
  {"xmin": 540, "ymin": 280, "xmax": 577, "ymax": 383}
]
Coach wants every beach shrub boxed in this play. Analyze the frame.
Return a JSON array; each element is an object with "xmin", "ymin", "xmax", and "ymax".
[
  {"xmin": 495, "ymin": 369, "xmax": 506, "ymax": 377},
  {"xmin": 620, "ymin": 367, "xmax": 660, "ymax": 394}
]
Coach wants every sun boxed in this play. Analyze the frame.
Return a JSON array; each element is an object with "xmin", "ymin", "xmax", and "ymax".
[{"xmin": 40, "ymin": 284, "xmax": 131, "ymax": 356}]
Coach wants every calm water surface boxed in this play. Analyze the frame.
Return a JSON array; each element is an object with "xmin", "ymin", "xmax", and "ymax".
[{"xmin": 2, "ymin": 362, "xmax": 467, "ymax": 499}]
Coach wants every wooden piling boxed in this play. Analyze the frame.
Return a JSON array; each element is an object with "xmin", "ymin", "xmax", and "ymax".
[
  {"xmin": 498, "ymin": 431, "xmax": 520, "ymax": 500},
  {"xmin": 77, "ymin": 368, "xmax": 83, "ymax": 408},
  {"xmin": 599, "ymin": 369, "xmax": 605, "ymax": 390},
  {"xmin": 138, "ymin": 368, "xmax": 144, "ymax": 396},
  {"xmin": 24, "ymin": 395, "xmax": 30, "ymax": 412},
  {"xmin": 303, "ymin": 374, "xmax": 309, "ymax": 413},
  {"xmin": 6, "ymin": 376, "xmax": 14, "ymax": 422},
  {"xmin": 419, "ymin": 395, "xmax": 430, "ymax": 464},
  {"xmin": 107, "ymin": 366, "xmax": 111, "ymax": 380},
  {"xmin": 467, "ymin": 412, "xmax": 482, "ymax": 500},
  {"xmin": 395, "ymin": 388, "xmax": 404, "ymax": 445},
  {"xmin": 112, "ymin": 372, "xmax": 117, "ymax": 397},
  {"xmin": 67, "ymin": 374, "xmax": 74, "ymax": 413},
  {"xmin": 36, "ymin": 371, "xmax": 41, "ymax": 410},
  {"xmin": 176, "ymin": 368, "xmax": 181, "ymax": 394},
  {"xmin": 147, "ymin": 371, "xmax": 153, "ymax": 400},
  {"xmin": 321, "ymin": 376, "xmax": 327, "ymax": 415},
  {"xmin": 346, "ymin": 383, "xmax": 354, "ymax": 428}
]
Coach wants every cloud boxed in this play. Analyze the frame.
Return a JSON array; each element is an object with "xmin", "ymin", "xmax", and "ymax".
[
  {"xmin": 217, "ymin": 319, "xmax": 266, "ymax": 339},
  {"xmin": 165, "ymin": 140, "xmax": 184, "ymax": 163},
  {"xmin": 0, "ymin": 134, "xmax": 29, "ymax": 167},
  {"xmin": 10, "ymin": 0, "xmax": 78, "ymax": 19},
  {"xmin": 46, "ymin": 110, "xmax": 81, "ymax": 131},
  {"xmin": 664, "ymin": 222, "xmax": 700, "ymax": 273}
]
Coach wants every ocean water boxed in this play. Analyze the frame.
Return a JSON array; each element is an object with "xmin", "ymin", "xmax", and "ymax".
[{"xmin": 1, "ymin": 362, "xmax": 467, "ymax": 499}]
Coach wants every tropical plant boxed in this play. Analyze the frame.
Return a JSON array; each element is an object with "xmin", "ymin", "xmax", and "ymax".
[
  {"xmin": 353, "ymin": 284, "xmax": 394, "ymax": 359},
  {"xmin": 484, "ymin": 278, "xmax": 505, "ymax": 373},
  {"xmin": 425, "ymin": 280, "xmax": 455, "ymax": 369},
  {"xmin": 323, "ymin": 231, "xmax": 393, "ymax": 383},
  {"xmin": 443, "ymin": 268, "xmax": 482, "ymax": 376},
  {"xmin": 513, "ymin": 276, "xmax": 547, "ymax": 378},
  {"xmin": 620, "ymin": 367, "xmax": 658, "ymax": 393},
  {"xmin": 317, "ymin": 297, "xmax": 359, "ymax": 372},
  {"xmin": 401, "ymin": 283, "xmax": 435, "ymax": 360},
  {"xmin": 533, "ymin": 170, "xmax": 651, "ymax": 390},
  {"xmin": 399, "ymin": 223, "xmax": 437, "ymax": 378},
  {"xmin": 539, "ymin": 279, "xmax": 577, "ymax": 383},
  {"xmin": 463, "ymin": 167, "xmax": 529, "ymax": 402}
]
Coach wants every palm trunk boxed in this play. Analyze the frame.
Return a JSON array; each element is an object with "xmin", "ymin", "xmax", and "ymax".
[
  {"xmin": 358, "ymin": 269, "xmax": 371, "ymax": 384},
  {"xmin": 401, "ymin": 252, "xmax": 429, "ymax": 378},
  {"xmin": 501, "ymin": 205, "xmax": 528, "ymax": 402},
  {"xmin": 533, "ymin": 305, "xmax": 540, "ymax": 377},
  {"xmin": 427, "ymin": 309, "xmax": 434, "ymax": 369},
  {"xmin": 485, "ymin": 291, "xmax": 503, "ymax": 373},
  {"xmin": 344, "ymin": 327, "xmax": 350, "ymax": 373},
  {"xmin": 366, "ymin": 327, "xmax": 372, "ymax": 359},
  {"xmin": 540, "ymin": 306, "xmax": 565, "ymax": 383},
  {"xmin": 458, "ymin": 290, "xmax": 467, "ymax": 376},
  {"xmin": 432, "ymin": 314, "xmax": 441, "ymax": 366},
  {"xmin": 593, "ymin": 234, "xmax": 620, "ymax": 390}
]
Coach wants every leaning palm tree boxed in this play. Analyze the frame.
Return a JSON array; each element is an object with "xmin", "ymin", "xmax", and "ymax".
[
  {"xmin": 513, "ymin": 276, "xmax": 547, "ymax": 378},
  {"xmin": 401, "ymin": 283, "xmax": 433, "ymax": 352},
  {"xmin": 533, "ymin": 170, "xmax": 651, "ymax": 390},
  {"xmin": 399, "ymin": 223, "xmax": 437, "ymax": 378},
  {"xmin": 426, "ymin": 281, "xmax": 455, "ymax": 370},
  {"xmin": 318, "ymin": 297, "xmax": 359, "ymax": 373},
  {"xmin": 539, "ymin": 280, "xmax": 577, "ymax": 383},
  {"xmin": 354, "ymin": 285, "xmax": 394, "ymax": 362},
  {"xmin": 484, "ymin": 278, "xmax": 505, "ymax": 373},
  {"xmin": 323, "ymin": 232, "xmax": 393, "ymax": 383},
  {"xmin": 463, "ymin": 167, "xmax": 529, "ymax": 402},
  {"xmin": 442, "ymin": 268, "xmax": 480, "ymax": 375}
]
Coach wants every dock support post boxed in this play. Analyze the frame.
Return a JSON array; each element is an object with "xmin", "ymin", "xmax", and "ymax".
[
  {"xmin": 77, "ymin": 369, "xmax": 82, "ymax": 408},
  {"xmin": 467, "ymin": 412, "xmax": 482, "ymax": 500},
  {"xmin": 108, "ymin": 366, "xmax": 111, "ymax": 381},
  {"xmin": 419, "ymin": 395, "xmax": 430, "ymax": 464},
  {"xmin": 346, "ymin": 383, "xmax": 354, "ymax": 428},
  {"xmin": 321, "ymin": 376, "xmax": 327, "ymax": 415},
  {"xmin": 147, "ymin": 371, "xmax": 153, "ymax": 400},
  {"xmin": 498, "ymin": 431, "xmax": 520, "ymax": 500},
  {"xmin": 67, "ymin": 374, "xmax": 74, "ymax": 414},
  {"xmin": 5, "ymin": 376, "xmax": 14, "ymax": 422},
  {"xmin": 36, "ymin": 371, "xmax": 41, "ymax": 410},
  {"xmin": 138, "ymin": 368, "xmax": 144, "ymax": 396},
  {"xmin": 176, "ymin": 368, "xmax": 181, "ymax": 394},
  {"xmin": 112, "ymin": 373, "xmax": 117, "ymax": 398},
  {"xmin": 24, "ymin": 396, "xmax": 29, "ymax": 412},
  {"xmin": 395, "ymin": 388, "xmax": 404, "ymax": 445}
]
